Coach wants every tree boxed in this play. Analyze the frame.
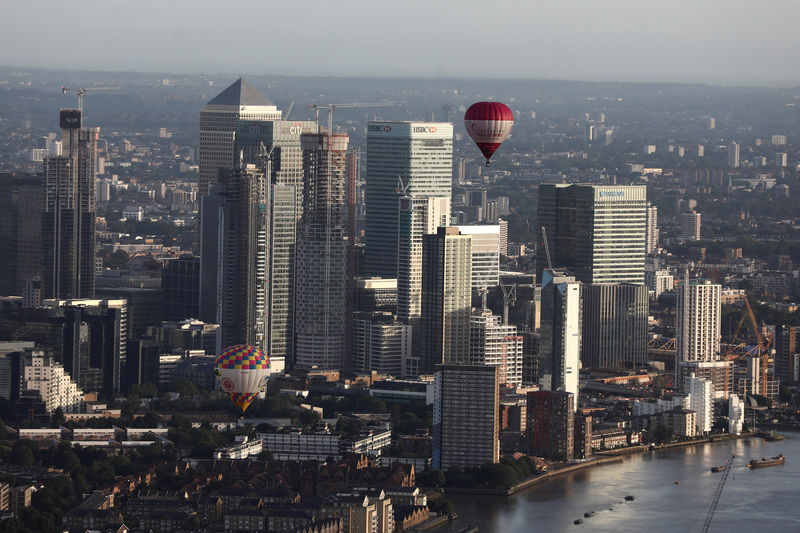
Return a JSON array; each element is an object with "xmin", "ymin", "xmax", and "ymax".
[
  {"xmin": 9, "ymin": 443, "xmax": 34, "ymax": 467},
  {"xmin": 50, "ymin": 408, "xmax": 65, "ymax": 427},
  {"xmin": 779, "ymin": 386, "xmax": 792, "ymax": 403}
]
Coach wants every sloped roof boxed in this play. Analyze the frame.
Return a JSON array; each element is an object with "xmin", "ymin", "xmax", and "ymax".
[{"xmin": 207, "ymin": 78, "xmax": 273, "ymax": 107}]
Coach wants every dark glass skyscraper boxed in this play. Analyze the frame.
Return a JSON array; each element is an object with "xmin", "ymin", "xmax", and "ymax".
[{"xmin": 41, "ymin": 110, "xmax": 98, "ymax": 300}]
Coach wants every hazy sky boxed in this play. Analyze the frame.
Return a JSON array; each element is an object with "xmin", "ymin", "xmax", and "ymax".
[{"xmin": 3, "ymin": 0, "xmax": 800, "ymax": 85}]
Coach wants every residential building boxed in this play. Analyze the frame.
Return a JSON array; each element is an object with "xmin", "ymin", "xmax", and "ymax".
[
  {"xmin": 433, "ymin": 364, "xmax": 499, "ymax": 470},
  {"xmin": 20, "ymin": 349, "xmax": 84, "ymax": 413},
  {"xmin": 294, "ymin": 132, "xmax": 349, "ymax": 369},
  {"xmin": 526, "ymin": 391, "xmax": 574, "ymax": 460},
  {"xmin": 469, "ymin": 307, "xmax": 523, "ymax": 388},
  {"xmin": 727, "ymin": 141, "xmax": 740, "ymax": 168},
  {"xmin": 355, "ymin": 278, "xmax": 397, "ymax": 313},
  {"xmin": 728, "ymin": 394, "xmax": 744, "ymax": 435},
  {"xmin": 686, "ymin": 375, "xmax": 713, "ymax": 434},
  {"xmin": 538, "ymin": 270, "xmax": 581, "ymax": 407},
  {"xmin": 676, "ymin": 278, "xmax": 721, "ymax": 363},
  {"xmin": 774, "ymin": 325, "xmax": 798, "ymax": 384},
  {"xmin": 680, "ymin": 211, "xmax": 702, "ymax": 241},
  {"xmin": 645, "ymin": 202, "xmax": 659, "ymax": 254},
  {"xmin": 352, "ymin": 312, "xmax": 412, "ymax": 377},
  {"xmin": 645, "ymin": 269, "xmax": 673, "ymax": 299},
  {"xmin": 41, "ymin": 110, "xmax": 98, "ymax": 300},
  {"xmin": 364, "ymin": 122, "xmax": 453, "ymax": 278},
  {"xmin": 420, "ymin": 228, "xmax": 472, "ymax": 373}
]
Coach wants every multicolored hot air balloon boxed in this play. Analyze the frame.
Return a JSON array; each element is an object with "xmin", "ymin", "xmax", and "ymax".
[
  {"xmin": 214, "ymin": 345, "xmax": 271, "ymax": 414},
  {"xmin": 464, "ymin": 101, "xmax": 514, "ymax": 166}
]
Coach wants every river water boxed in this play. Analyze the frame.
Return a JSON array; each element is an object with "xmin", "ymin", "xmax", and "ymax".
[{"xmin": 432, "ymin": 433, "xmax": 800, "ymax": 533}]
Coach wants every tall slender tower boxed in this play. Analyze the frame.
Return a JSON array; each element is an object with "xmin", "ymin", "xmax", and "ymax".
[
  {"xmin": 294, "ymin": 132, "xmax": 349, "ymax": 369},
  {"xmin": 364, "ymin": 122, "xmax": 453, "ymax": 278},
  {"xmin": 41, "ymin": 110, "xmax": 98, "ymax": 300}
]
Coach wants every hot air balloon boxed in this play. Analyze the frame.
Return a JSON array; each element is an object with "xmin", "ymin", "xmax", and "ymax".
[
  {"xmin": 464, "ymin": 101, "xmax": 514, "ymax": 166},
  {"xmin": 214, "ymin": 344, "xmax": 271, "ymax": 414}
]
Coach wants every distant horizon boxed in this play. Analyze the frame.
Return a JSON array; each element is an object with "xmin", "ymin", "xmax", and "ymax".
[{"xmin": 1, "ymin": 63, "xmax": 799, "ymax": 91}]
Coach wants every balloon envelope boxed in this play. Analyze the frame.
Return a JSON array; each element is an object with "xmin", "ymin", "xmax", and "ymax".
[
  {"xmin": 464, "ymin": 102, "xmax": 514, "ymax": 163},
  {"xmin": 214, "ymin": 345, "xmax": 271, "ymax": 413}
]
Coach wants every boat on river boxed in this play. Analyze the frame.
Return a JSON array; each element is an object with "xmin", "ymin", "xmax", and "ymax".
[
  {"xmin": 711, "ymin": 465, "xmax": 727, "ymax": 473},
  {"xmin": 747, "ymin": 454, "xmax": 785, "ymax": 468}
]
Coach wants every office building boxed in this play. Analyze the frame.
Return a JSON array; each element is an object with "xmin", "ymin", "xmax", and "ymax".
[
  {"xmin": 396, "ymin": 196, "xmax": 450, "ymax": 357},
  {"xmin": 455, "ymin": 225, "xmax": 501, "ymax": 288},
  {"xmin": 680, "ymin": 211, "xmax": 702, "ymax": 241},
  {"xmin": 267, "ymin": 184, "xmax": 298, "ymax": 366},
  {"xmin": 152, "ymin": 319, "xmax": 219, "ymax": 355},
  {"xmin": 352, "ymin": 312, "xmax": 412, "ymax": 376},
  {"xmin": 774, "ymin": 325, "xmax": 798, "ymax": 384},
  {"xmin": 125, "ymin": 337, "xmax": 160, "ymax": 391},
  {"xmin": 198, "ymin": 78, "xmax": 281, "ymax": 197},
  {"xmin": 469, "ymin": 308, "xmax": 523, "ymax": 388},
  {"xmin": 526, "ymin": 390, "xmax": 574, "ymax": 460},
  {"xmin": 582, "ymin": 283, "xmax": 649, "ymax": 368},
  {"xmin": 43, "ymin": 298, "xmax": 126, "ymax": 398},
  {"xmin": 364, "ymin": 122, "xmax": 453, "ymax": 278},
  {"xmin": 686, "ymin": 374, "xmax": 713, "ymax": 434},
  {"xmin": 41, "ymin": 110, "xmax": 98, "ymax": 300},
  {"xmin": 536, "ymin": 184, "xmax": 647, "ymax": 285},
  {"xmin": 727, "ymin": 141, "xmax": 740, "ymax": 168},
  {"xmin": 294, "ymin": 132, "xmax": 349, "ymax": 369},
  {"xmin": 21, "ymin": 350, "xmax": 84, "ymax": 414},
  {"xmin": 215, "ymin": 163, "xmax": 270, "ymax": 351},
  {"xmin": 676, "ymin": 278, "xmax": 721, "ymax": 363},
  {"xmin": 0, "ymin": 173, "xmax": 41, "ymax": 297},
  {"xmin": 420, "ymin": 228, "xmax": 472, "ymax": 373},
  {"xmin": 433, "ymin": 364, "xmax": 499, "ymax": 470},
  {"xmin": 96, "ymin": 287, "xmax": 162, "ymax": 339},
  {"xmin": 645, "ymin": 202, "xmax": 659, "ymax": 254},
  {"xmin": 161, "ymin": 255, "xmax": 200, "ymax": 321},
  {"xmin": 538, "ymin": 270, "xmax": 580, "ymax": 408}
]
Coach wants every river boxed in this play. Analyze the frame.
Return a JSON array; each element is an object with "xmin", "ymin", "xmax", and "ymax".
[{"xmin": 431, "ymin": 433, "xmax": 800, "ymax": 533}]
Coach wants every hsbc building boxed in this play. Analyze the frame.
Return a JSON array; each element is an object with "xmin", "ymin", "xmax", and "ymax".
[{"xmin": 365, "ymin": 121, "xmax": 454, "ymax": 278}]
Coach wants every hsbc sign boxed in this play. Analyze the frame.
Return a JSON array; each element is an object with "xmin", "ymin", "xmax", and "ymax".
[
  {"xmin": 413, "ymin": 126, "xmax": 437, "ymax": 133},
  {"xmin": 368, "ymin": 124, "xmax": 392, "ymax": 132}
]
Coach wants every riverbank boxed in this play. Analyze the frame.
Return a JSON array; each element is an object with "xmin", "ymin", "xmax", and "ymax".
[{"xmin": 441, "ymin": 432, "xmax": 761, "ymax": 497}]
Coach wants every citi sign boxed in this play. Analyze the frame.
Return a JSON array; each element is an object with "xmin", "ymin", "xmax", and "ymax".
[
  {"xmin": 368, "ymin": 125, "xmax": 392, "ymax": 132},
  {"xmin": 413, "ymin": 126, "xmax": 437, "ymax": 133},
  {"xmin": 289, "ymin": 123, "xmax": 303, "ymax": 135}
]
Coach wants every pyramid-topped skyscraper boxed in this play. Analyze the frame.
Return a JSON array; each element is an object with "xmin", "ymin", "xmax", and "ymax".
[{"xmin": 198, "ymin": 78, "xmax": 281, "ymax": 196}]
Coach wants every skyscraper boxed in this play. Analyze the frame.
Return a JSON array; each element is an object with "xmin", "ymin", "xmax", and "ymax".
[
  {"xmin": 0, "ymin": 173, "xmax": 41, "ymax": 297},
  {"xmin": 352, "ymin": 311, "xmax": 412, "ymax": 376},
  {"xmin": 294, "ymin": 132, "xmax": 349, "ymax": 369},
  {"xmin": 539, "ymin": 269, "xmax": 581, "ymax": 407},
  {"xmin": 680, "ymin": 211, "xmax": 702, "ymax": 241},
  {"xmin": 364, "ymin": 122, "xmax": 453, "ymax": 278},
  {"xmin": 774, "ymin": 325, "xmax": 798, "ymax": 384},
  {"xmin": 267, "ymin": 184, "xmax": 297, "ymax": 366},
  {"xmin": 161, "ymin": 255, "xmax": 200, "ymax": 322},
  {"xmin": 198, "ymin": 78, "xmax": 281, "ymax": 197},
  {"xmin": 216, "ymin": 162, "xmax": 270, "ymax": 351},
  {"xmin": 41, "ymin": 110, "xmax": 98, "ymax": 300},
  {"xmin": 420, "ymin": 227, "xmax": 472, "ymax": 373},
  {"xmin": 454, "ymin": 224, "xmax": 501, "ymax": 288},
  {"xmin": 536, "ymin": 184, "xmax": 647, "ymax": 285},
  {"xmin": 433, "ymin": 364, "xmax": 499, "ymax": 471},
  {"xmin": 396, "ymin": 195, "xmax": 450, "ymax": 363},
  {"xmin": 582, "ymin": 283, "xmax": 649, "ymax": 368},
  {"xmin": 676, "ymin": 278, "xmax": 721, "ymax": 363},
  {"xmin": 526, "ymin": 390, "xmax": 574, "ymax": 460},
  {"xmin": 727, "ymin": 141, "xmax": 740, "ymax": 168}
]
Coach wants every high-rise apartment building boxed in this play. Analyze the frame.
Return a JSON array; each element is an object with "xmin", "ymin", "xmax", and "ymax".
[
  {"xmin": 216, "ymin": 163, "xmax": 270, "ymax": 351},
  {"xmin": 198, "ymin": 78, "xmax": 281, "ymax": 197},
  {"xmin": 267, "ymin": 184, "xmax": 297, "ymax": 366},
  {"xmin": 352, "ymin": 312, "xmax": 412, "ymax": 377},
  {"xmin": 539, "ymin": 270, "xmax": 581, "ymax": 408},
  {"xmin": 0, "ymin": 173, "xmax": 41, "ymax": 298},
  {"xmin": 727, "ymin": 141, "xmax": 740, "ymax": 168},
  {"xmin": 364, "ymin": 122, "xmax": 453, "ymax": 278},
  {"xmin": 645, "ymin": 269, "xmax": 673, "ymax": 299},
  {"xmin": 41, "ymin": 110, "xmax": 98, "ymax": 300},
  {"xmin": 21, "ymin": 350, "xmax": 84, "ymax": 414},
  {"xmin": 676, "ymin": 278, "xmax": 721, "ymax": 363},
  {"xmin": 433, "ymin": 364, "xmax": 499, "ymax": 470},
  {"xmin": 526, "ymin": 390, "xmax": 574, "ymax": 460},
  {"xmin": 582, "ymin": 283, "xmax": 649, "ymax": 368},
  {"xmin": 455, "ymin": 225, "xmax": 501, "ymax": 288},
  {"xmin": 294, "ymin": 133, "xmax": 349, "ymax": 369},
  {"xmin": 536, "ymin": 184, "xmax": 647, "ymax": 285},
  {"xmin": 469, "ymin": 308, "xmax": 523, "ymax": 388},
  {"xmin": 680, "ymin": 211, "xmax": 702, "ymax": 241},
  {"xmin": 774, "ymin": 325, "xmax": 798, "ymax": 384},
  {"xmin": 420, "ymin": 227, "xmax": 472, "ymax": 373},
  {"xmin": 645, "ymin": 202, "xmax": 659, "ymax": 254},
  {"xmin": 686, "ymin": 374, "xmax": 713, "ymax": 434}
]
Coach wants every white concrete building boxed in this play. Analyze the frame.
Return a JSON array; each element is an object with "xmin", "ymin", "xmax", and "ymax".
[
  {"xmin": 455, "ymin": 224, "xmax": 501, "ymax": 288},
  {"xmin": 686, "ymin": 375, "xmax": 713, "ymax": 434},
  {"xmin": 646, "ymin": 202, "xmax": 659, "ymax": 254},
  {"xmin": 676, "ymin": 278, "xmax": 721, "ymax": 363},
  {"xmin": 213, "ymin": 436, "xmax": 264, "ymax": 459},
  {"xmin": 645, "ymin": 269, "xmax": 674, "ymax": 299},
  {"xmin": 728, "ymin": 394, "xmax": 744, "ymax": 435},
  {"xmin": 469, "ymin": 308, "xmax": 523, "ymax": 388},
  {"xmin": 21, "ymin": 351, "xmax": 84, "ymax": 413}
]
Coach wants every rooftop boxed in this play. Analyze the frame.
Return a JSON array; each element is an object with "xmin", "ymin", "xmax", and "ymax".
[{"xmin": 207, "ymin": 78, "xmax": 274, "ymax": 107}]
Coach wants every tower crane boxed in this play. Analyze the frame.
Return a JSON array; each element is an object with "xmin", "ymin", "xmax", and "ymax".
[
  {"xmin": 308, "ymin": 101, "xmax": 398, "ymax": 136},
  {"xmin": 500, "ymin": 282, "xmax": 517, "ymax": 326},
  {"xmin": 700, "ymin": 455, "xmax": 735, "ymax": 533},
  {"xmin": 60, "ymin": 85, "xmax": 120, "ymax": 112}
]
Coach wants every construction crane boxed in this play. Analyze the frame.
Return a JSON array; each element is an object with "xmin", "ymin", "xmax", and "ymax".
[
  {"xmin": 722, "ymin": 296, "xmax": 773, "ymax": 395},
  {"xmin": 60, "ymin": 85, "xmax": 120, "ymax": 112},
  {"xmin": 700, "ymin": 455, "xmax": 735, "ymax": 533},
  {"xmin": 541, "ymin": 227, "xmax": 553, "ymax": 270},
  {"xmin": 284, "ymin": 100, "xmax": 295, "ymax": 121},
  {"xmin": 308, "ymin": 101, "xmax": 398, "ymax": 136},
  {"xmin": 500, "ymin": 282, "xmax": 517, "ymax": 326}
]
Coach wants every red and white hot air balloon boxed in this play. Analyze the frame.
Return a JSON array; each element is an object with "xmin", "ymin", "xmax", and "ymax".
[{"xmin": 464, "ymin": 101, "xmax": 514, "ymax": 166}]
